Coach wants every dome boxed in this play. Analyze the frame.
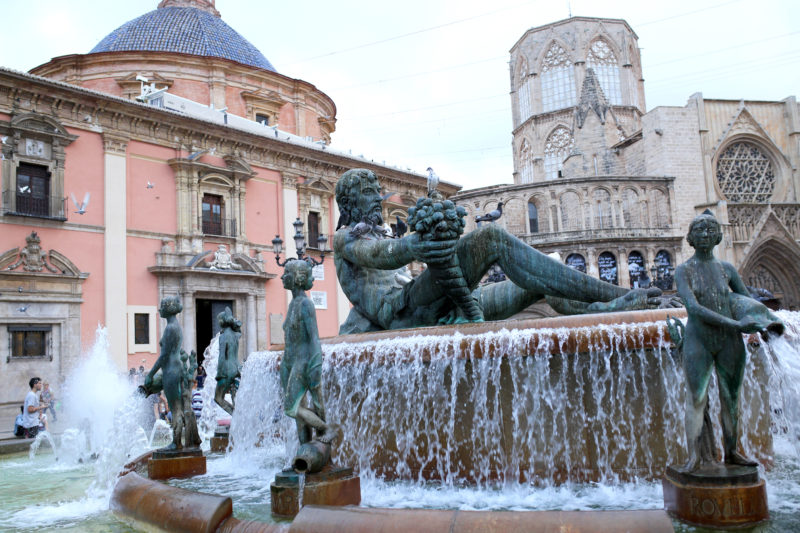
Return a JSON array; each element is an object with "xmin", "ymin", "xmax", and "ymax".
[{"xmin": 90, "ymin": 3, "xmax": 275, "ymax": 72}]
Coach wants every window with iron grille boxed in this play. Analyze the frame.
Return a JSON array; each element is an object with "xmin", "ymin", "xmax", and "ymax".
[
  {"xmin": 16, "ymin": 163, "xmax": 51, "ymax": 217},
  {"xmin": 8, "ymin": 325, "xmax": 51, "ymax": 359},
  {"xmin": 202, "ymin": 194, "xmax": 223, "ymax": 235}
]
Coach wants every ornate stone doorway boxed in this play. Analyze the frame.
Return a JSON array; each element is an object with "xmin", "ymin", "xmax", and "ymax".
[{"xmin": 196, "ymin": 298, "xmax": 234, "ymax": 365}]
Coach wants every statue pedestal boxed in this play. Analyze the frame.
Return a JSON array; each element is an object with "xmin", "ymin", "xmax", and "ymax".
[
  {"xmin": 662, "ymin": 464, "xmax": 768, "ymax": 528},
  {"xmin": 270, "ymin": 465, "xmax": 360, "ymax": 518},
  {"xmin": 210, "ymin": 426, "xmax": 229, "ymax": 452},
  {"xmin": 148, "ymin": 448, "xmax": 206, "ymax": 480}
]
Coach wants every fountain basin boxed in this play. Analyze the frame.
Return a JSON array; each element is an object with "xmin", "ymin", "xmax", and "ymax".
[{"xmin": 262, "ymin": 309, "xmax": 772, "ymax": 485}]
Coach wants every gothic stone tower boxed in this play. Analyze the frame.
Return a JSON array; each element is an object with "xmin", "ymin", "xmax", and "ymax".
[{"xmin": 510, "ymin": 17, "xmax": 645, "ymax": 184}]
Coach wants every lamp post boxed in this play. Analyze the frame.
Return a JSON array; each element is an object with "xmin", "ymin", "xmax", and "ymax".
[{"xmin": 272, "ymin": 217, "xmax": 329, "ymax": 267}]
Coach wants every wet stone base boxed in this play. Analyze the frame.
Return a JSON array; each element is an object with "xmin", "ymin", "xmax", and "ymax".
[
  {"xmin": 663, "ymin": 464, "xmax": 768, "ymax": 528},
  {"xmin": 271, "ymin": 465, "xmax": 360, "ymax": 518},
  {"xmin": 148, "ymin": 448, "xmax": 206, "ymax": 480},
  {"xmin": 211, "ymin": 427, "xmax": 230, "ymax": 452}
]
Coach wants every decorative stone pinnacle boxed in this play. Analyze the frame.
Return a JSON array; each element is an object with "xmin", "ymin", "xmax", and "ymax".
[
  {"xmin": 157, "ymin": 0, "xmax": 220, "ymax": 17},
  {"xmin": 575, "ymin": 68, "xmax": 610, "ymax": 129}
]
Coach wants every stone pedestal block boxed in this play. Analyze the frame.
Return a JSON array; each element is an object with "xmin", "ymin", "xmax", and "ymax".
[
  {"xmin": 211, "ymin": 426, "xmax": 230, "ymax": 452},
  {"xmin": 148, "ymin": 448, "xmax": 206, "ymax": 480},
  {"xmin": 270, "ymin": 465, "xmax": 360, "ymax": 518},
  {"xmin": 663, "ymin": 464, "xmax": 768, "ymax": 528}
]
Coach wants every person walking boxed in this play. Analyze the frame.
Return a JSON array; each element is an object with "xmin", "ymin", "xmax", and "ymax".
[{"xmin": 21, "ymin": 377, "xmax": 47, "ymax": 438}]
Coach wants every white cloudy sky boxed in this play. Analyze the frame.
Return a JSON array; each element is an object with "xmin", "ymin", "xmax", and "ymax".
[{"xmin": 2, "ymin": 0, "xmax": 798, "ymax": 190}]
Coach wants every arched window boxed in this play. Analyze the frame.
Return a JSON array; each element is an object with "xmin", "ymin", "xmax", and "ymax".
[
  {"xmin": 519, "ymin": 139, "xmax": 534, "ymax": 184},
  {"xmin": 566, "ymin": 253, "xmax": 586, "ymax": 273},
  {"xmin": 651, "ymin": 189, "xmax": 670, "ymax": 228},
  {"xmin": 716, "ymin": 141, "xmax": 776, "ymax": 203},
  {"xmin": 541, "ymin": 42, "xmax": 576, "ymax": 112},
  {"xmin": 655, "ymin": 250, "xmax": 672, "ymax": 272},
  {"xmin": 628, "ymin": 251, "xmax": 646, "ymax": 288},
  {"xmin": 516, "ymin": 57, "xmax": 532, "ymax": 123},
  {"xmin": 622, "ymin": 188, "xmax": 641, "ymax": 228},
  {"xmin": 544, "ymin": 126, "xmax": 574, "ymax": 180},
  {"xmin": 528, "ymin": 200, "xmax": 539, "ymax": 233},
  {"xmin": 598, "ymin": 251, "xmax": 618, "ymax": 285},
  {"xmin": 592, "ymin": 188, "xmax": 613, "ymax": 228},
  {"xmin": 560, "ymin": 191, "xmax": 581, "ymax": 231},
  {"xmin": 587, "ymin": 39, "xmax": 621, "ymax": 105}
]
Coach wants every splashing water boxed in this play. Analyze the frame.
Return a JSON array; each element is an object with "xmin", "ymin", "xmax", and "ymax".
[
  {"xmin": 28, "ymin": 431, "xmax": 58, "ymax": 461},
  {"xmin": 196, "ymin": 334, "xmax": 234, "ymax": 451},
  {"xmin": 0, "ymin": 326, "xmax": 159, "ymax": 531}
]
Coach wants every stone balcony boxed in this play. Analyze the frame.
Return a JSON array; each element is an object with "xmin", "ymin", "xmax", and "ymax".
[{"xmin": 520, "ymin": 226, "xmax": 676, "ymax": 246}]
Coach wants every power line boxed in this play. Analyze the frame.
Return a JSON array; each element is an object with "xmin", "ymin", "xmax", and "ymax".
[
  {"xmin": 328, "ymin": 54, "xmax": 507, "ymax": 91},
  {"xmin": 646, "ymin": 31, "xmax": 800, "ymax": 69},
  {"xmin": 634, "ymin": 0, "xmax": 745, "ymax": 27},
  {"xmin": 344, "ymin": 93, "xmax": 508, "ymax": 120},
  {"xmin": 285, "ymin": 1, "xmax": 538, "ymax": 65}
]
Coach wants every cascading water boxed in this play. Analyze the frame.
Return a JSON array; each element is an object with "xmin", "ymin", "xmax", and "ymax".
[{"xmin": 224, "ymin": 312, "xmax": 800, "ymax": 516}]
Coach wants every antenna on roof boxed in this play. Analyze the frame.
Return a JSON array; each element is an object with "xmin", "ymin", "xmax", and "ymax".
[{"xmin": 567, "ymin": 0, "xmax": 572, "ymax": 17}]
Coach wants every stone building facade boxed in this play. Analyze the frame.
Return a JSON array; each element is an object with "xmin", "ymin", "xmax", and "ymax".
[
  {"xmin": 0, "ymin": 0, "xmax": 456, "ymax": 411},
  {"xmin": 455, "ymin": 16, "xmax": 800, "ymax": 315}
]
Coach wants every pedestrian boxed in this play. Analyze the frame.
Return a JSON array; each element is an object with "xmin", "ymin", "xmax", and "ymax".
[
  {"xmin": 21, "ymin": 377, "xmax": 47, "ymax": 438},
  {"xmin": 191, "ymin": 379, "xmax": 203, "ymax": 420},
  {"xmin": 158, "ymin": 392, "xmax": 170, "ymax": 422},
  {"xmin": 40, "ymin": 381, "xmax": 57, "ymax": 422},
  {"xmin": 13, "ymin": 406, "xmax": 25, "ymax": 438}
]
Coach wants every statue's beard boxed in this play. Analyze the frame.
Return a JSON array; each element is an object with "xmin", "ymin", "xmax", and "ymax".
[{"xmin": 365, "ymin": 212, "xmax": 383, "ymax": 227}]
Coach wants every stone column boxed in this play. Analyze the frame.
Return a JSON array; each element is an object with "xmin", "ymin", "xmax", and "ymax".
[
  {"xmin": 246, "ymin": 293, "xmax": 257, "ymax": 359},
  {"xmin": 618, "ymin": 249, "xmax": 630, "ymax": 289},
  {"xmin": 103, "ymin": 133, "xmax": 128, "ymax": 371},
  {"xmin": 181, "ymin": 288, "xmax": 195, "ymax": 354}
]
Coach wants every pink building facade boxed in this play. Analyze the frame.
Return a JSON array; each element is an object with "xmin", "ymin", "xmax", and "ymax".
[{"xmin": 0, "ymin": 0, "xmax": 455, "ymax": 412}]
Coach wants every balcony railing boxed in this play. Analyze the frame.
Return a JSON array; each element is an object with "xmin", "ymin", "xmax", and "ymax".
[
  {"xmin": 520, "ymin": 226, "xmax": 673, "ymax": 246},
  {"xmin": 2, "ymin": 190, "xmax": 67, "ymax": 220},
  {"xmin": 200, "ymin": 216, "xmax": 236, "ymax": 237}
]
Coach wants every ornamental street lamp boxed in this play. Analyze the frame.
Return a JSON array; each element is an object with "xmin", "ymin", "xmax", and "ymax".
[{"xmin": 272, "ymin": 217, "xmax": 329, "ymax": 267}]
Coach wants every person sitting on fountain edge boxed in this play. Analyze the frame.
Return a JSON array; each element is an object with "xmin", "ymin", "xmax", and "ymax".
[{"xmin": 333, "ymin": 168, "xmax": 675, "ymax": 334}]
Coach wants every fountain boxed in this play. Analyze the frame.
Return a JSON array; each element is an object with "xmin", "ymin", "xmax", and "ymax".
[{"xmin": 4, "ymin": 175, "xmax": 800, "ymax": 532}]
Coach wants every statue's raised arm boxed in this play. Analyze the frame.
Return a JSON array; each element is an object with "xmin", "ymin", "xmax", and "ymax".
[{"xmin": 334, "ymin": 168, "xmax": 676, "ymax": 335}]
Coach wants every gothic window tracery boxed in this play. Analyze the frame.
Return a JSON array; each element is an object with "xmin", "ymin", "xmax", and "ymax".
[
  {"xmin": 541, "ymin": 42, "xmax": 576, "ymax": 112},
  {"xmin": 544, "ymin": 126, "xmax": 574, "ymax": 180},
  {"xmin": 517, "ymin": 57, "xmax": 532, "ymax": 123},
  {"xmin": 587, "ymin": 39, "xmax": 621, "ymax": 105},
  {"xmin": 716, "ymin": 142, "xmax": 776, "ymax": 203},
  {"xmin": 519, "ymin": 139, "xmax": 534, "ymax": 183}
]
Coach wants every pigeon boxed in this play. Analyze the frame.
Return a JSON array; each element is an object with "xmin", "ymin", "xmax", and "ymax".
[
  {"xmin": 475, "ymin": 202, "xmax": 504, "ymax": 223},
  {"xmin": 17, "ymin": 305, "xmax": 29, "ymax": 313},
  {"xmin": 18, "ymin": 185, "xmax": 30, "ymax": 194},
  {"xmin": 395, "ymin": 216, "xmax": 408, "ymax": 238},
  {"xmin": 426, "ymin": 167, "xmax": 439, "ymax": 198},
  {"xmin": 350, "ymin": 221, "xmax": 372, "ymax": 238},
  {"xmin": 381, "ymin": 191, "xmax": 394, "ymax": 201},
  {"xmin": 70, "ymin": 192, "xmax": 91, "ymax": 214},
  {"xmin": 187, "ymin": 148, "xmax": 209, "ymax": 161},
  {"xmin": 146, "ymin": 181, "xmax": 155, "ymax": 189}
]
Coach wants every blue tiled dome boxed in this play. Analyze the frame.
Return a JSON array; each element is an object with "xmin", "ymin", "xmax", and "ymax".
[{"xmin": 90, "ymin": 6, "xmax": 276, "ymax": 72}]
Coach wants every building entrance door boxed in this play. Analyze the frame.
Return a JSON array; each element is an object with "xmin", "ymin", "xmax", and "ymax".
[{"xmin": 195, "ymin": 298, "xmax": 233, "ymax": 365}]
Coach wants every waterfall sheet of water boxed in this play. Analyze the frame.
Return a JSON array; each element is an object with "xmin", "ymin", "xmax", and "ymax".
[{"xmin": 231, "ymin": 314, "xmax": 800, "ymax": 495}]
